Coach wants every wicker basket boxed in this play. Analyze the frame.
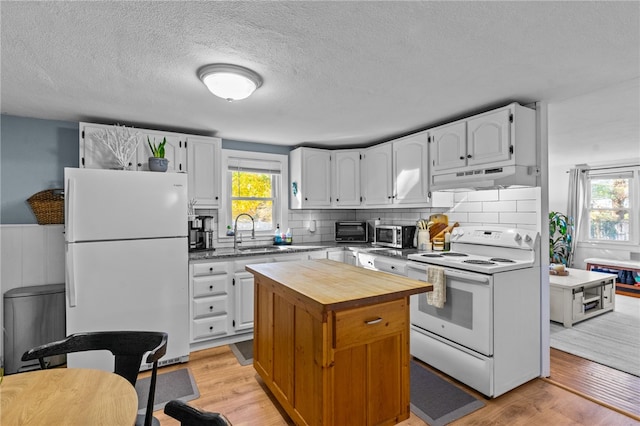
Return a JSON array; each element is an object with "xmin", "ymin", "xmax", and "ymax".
[{"xmin": 27, "ymin": 189, "xmax": 65, "ymax": 225}]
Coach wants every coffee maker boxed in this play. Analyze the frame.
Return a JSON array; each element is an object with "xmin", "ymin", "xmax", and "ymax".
[{"xmin": 188, "ymin": 216, "xmax": 214, "ymax": 251}]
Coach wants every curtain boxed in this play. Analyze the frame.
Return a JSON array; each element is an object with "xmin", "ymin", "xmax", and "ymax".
[{"xmin": 566, "ymin": 166, "xmax": 588, "ymax": 267}]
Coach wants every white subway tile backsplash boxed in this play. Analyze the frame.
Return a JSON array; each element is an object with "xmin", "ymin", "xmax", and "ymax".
[
  {"xmin": 467, "ymin": 190, "xmax": 499, "ymax": 202},
  {"xmin": 468, "ymin": 212, "xmax": 499, "ymax": 223},
  {"xmin": 517, "ymin": 200, "xmax": 537, "ymax": 212},
  {"xmin": 482, "ymin": 201, "xmax": 517, "ymax": 212},
  {"xmin": 499, "ymin": 187, "xmax": 539, "ymax": 200},
  {"xmin": 500, "ymin": 212, "xmax": 537, "ymax": 225},
  {"xmin": 454, "ymin": 192, "xmax": 469, "ymax": 203},
  {"xmin": 451, "ymin": 202, "xmax": 483, "ymax": 212},
  {"xmin": 446, "ymin": 212, "xmax": 468, "ymax": 224}
]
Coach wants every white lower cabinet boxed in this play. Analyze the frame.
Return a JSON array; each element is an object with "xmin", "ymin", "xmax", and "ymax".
[
  {"xmin": 189, "ymin": 261, "xmax": 231, "ymax": 342},
  {"xmin": 233, "ymin": 271, "xmax": 258, "ymax": 332}
]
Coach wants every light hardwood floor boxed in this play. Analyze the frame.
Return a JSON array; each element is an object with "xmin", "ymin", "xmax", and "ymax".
[{"xmin": 142, "ymin": 345, "xmax": 640, "ymax": 426}]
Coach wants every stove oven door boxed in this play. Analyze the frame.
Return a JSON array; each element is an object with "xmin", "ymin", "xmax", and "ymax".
[{"xmin": 408, "ymin": 262, "xmax": 492, "ymax": 356}]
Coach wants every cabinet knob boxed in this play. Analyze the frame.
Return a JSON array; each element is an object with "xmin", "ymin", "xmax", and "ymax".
[
  {"xmin": 215, "ymin": 196, "xmax": 219, "ymax": 200},
  {"xmin": 459, "ymin": 156, "xmax": 464, "ymax": 160},
  {"xmin": 209, "ymin": 267, "xmax": 213, "ymax": 272},
  {"xmin": 209, "ymin": 306, "xmax": 214, "ymax": 310},
  {"xmin": 209, "ymin": 285, "xmax": 213, "ymax": 290},
  {"xmin": 137, "ymin": 163, "xmax": 142, "ymax": 167},
  {"xmin": 391, "ymin": 266, "xmax": 396, "ymax": 269},
  {"xmin": 305, "ymin": 197, "xmax": 308, "ymax": 201},
  {"xmin": 336, "ymin": 198, "xmax": 339, "ymax": 202},
  {"xmin": 388, "ymin": 196, "xmax": 392, "ymax": 199},
  {"xmin": 209, "ymin": 326, "xmax": 213, "ymax": 331},
  {"xmin": 467, "ymin": 154, "xmax": 472, "ymax": 158}
]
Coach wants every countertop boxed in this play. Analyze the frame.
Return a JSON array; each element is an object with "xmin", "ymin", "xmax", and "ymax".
[
  {"xmin": 188, "ymin": 241, "xmax": 417, "ymax": 261},
  {"xmin": 246, "ymin": 259, "xmax": 432, "ymax": 312}
]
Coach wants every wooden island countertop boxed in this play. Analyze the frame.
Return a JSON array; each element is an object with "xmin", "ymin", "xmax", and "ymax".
[
  {"xmin": 246, "ymin": 259, "xmax": 433, "ymax": 426},
  {"xmin": 246, "ymin": 258, "xmax": 433, "ymax": 313}
]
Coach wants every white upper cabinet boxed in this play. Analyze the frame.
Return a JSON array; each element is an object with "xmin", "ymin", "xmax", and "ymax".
[
  {"xmin": 79, "ymin": 122, "xmax": 185, "ymax": 172},
  {"xmin": 361, "ymin": 143, "xmax": 393, "ymax": 207},
  {"xmin": 332, "ymin": 150, "xmax": 361, "ymax": 207},
  {"xmin": 140, "ymin": 131, "xmax": 184, "ymax": 173},
  {"xmin": 393, "ymin": 132, "xmax": 429, "ymax": 205},
  {"xmin": 289, "ymin": 147, "xmax": 332, "ymax": 209},
  {"xmin": 429, "ymin": 103, "xmax": 535, "ymax": 173},
  {"xmin": 466, "ymin": 108, "xmax": 511, "ymax": 167},
  {"xmin": 430, "ymin": 121, "xmax": 467, "ymax": 172},
  {"xmin": 186, "ymin": 136, "xmax": 221, "ymax": 208}
]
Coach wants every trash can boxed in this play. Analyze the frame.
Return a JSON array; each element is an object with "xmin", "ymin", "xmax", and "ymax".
[{"xmin": 3, "ymin": 283, "xmax": 66, "ymax": 374}]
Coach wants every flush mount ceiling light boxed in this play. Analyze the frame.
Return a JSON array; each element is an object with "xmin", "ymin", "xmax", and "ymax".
[{"xmin": 198, "ymin": 64, "xmax": 263, "ymax": 101}]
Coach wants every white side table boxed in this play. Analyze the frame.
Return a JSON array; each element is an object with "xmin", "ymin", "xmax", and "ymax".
[{"xmin": 549, "ymin": 268, "xmax": 616, "ymax": 328}]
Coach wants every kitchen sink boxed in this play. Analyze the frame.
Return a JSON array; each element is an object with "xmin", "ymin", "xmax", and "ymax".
[{"xmin": 238, "ymin": 246, "xmax": 292, "ymax": 254}]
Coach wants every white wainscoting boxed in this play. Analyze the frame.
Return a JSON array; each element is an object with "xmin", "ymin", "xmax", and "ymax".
[{"xmin": 1, "ymin": 224, "xmax": 65, "ymax": 358}]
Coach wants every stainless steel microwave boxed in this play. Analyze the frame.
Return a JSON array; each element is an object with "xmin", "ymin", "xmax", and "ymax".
[
  {"xmin": 375, "ymin": 225, "xmax": 416, "ymax": 248},
  {"xmin": 335, "ymin": 221, "xmax": 367, "ymax": 242}
]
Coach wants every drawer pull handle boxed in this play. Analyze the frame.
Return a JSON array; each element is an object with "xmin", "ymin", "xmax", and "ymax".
[{"xmin": 365, "ymin": 317, "xmax": 382, "ymax": 325}]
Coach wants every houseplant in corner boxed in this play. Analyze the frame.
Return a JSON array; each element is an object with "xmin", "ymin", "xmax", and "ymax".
[
  {"xmin": 549, "ymin": 211, "xmax": 574, "ymax": 266},
  {"xmin": 147, "ymin": 137, "xmax": 169, "ymax": 172}
]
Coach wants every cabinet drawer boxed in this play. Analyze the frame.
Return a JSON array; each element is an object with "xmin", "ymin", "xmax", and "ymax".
[
  {"xmin": 192, "ymin": 316, "xmax": 228, "ymax": 340},
  {"xmin": 193, "ymin": 295, "xmax": 228, "ymax": 319},
  {"xmin": 193, "ymin": 274, "xmax": 228, "ymax": 297},
  {"xmin": 334, "ymin": 299, "xmax": 406, "ymax": 348},
  {"xmin": 193, "ymin": 262, "xmax": 228, "ymax": 276}
]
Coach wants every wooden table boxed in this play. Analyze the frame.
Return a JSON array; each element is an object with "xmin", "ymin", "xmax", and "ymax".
[
  {"xmin": 246, "ymin": 259, "xmax": 432, "ymax": 426},
  {"xmin": 1, "ymin": 368, "xmax": 138, "ymax": 426},
  {"xmin": 549, "ymin": 268, "xmax": 617, "ymax": 327}
]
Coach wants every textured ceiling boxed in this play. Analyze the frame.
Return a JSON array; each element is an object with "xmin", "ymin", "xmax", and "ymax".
[{"xmin": 1, "ymin": 1, "xmax": 639, "ymax": 147}]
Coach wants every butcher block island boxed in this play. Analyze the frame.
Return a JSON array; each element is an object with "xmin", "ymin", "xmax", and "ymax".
[{"xmin": 246, "ymin": 259, "xmax": 433, "ymax": 426}]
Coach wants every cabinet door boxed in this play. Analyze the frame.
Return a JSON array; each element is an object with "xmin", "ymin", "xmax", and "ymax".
[
  {"xmin": 362, "ymin": 143, "xmax": 393, "ymax": 206},
  {"xmin": 138, "ymin": 131, "xmax": 184, "ymax": 172},
  {"xmin": 234, "ymin": 271, "xmax": 255, "ymax": 331},
  {"xmin": 80, "ymin": 123, "xmax": 137, "ymax": 170},
  {"xmin": 393, "ymin": 133, "xmax": 429, "ymax": 205},
  {"xmin": 430, "ymin": 121, "xmax": 466, "ymax": 171},
  {"xmin": 333, "ymin": 150, "xmax": 361, "ymax": 207},
  {"xmin": 186, "ymin": 136, "xmax": 221, "ymax": 208},
  {"xmin": 466, "ymin": 107, "xmax": 511, "ymax": 166},
  {"xmin": 302, "ymin": 149, "xmax": 332, "ymax": 207},
  {"xmin": 327, "ymin": 250, "xmax": 344, "ymax": 262}
]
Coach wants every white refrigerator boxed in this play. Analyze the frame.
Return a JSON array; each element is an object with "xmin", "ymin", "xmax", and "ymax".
[{"xmin": 64, "ymin": 167, "xmax": 189, "ymax": 371}]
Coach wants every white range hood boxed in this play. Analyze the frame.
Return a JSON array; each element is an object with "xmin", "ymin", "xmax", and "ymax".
[{"xmin": 430, "ymin": 164, "xmax": 538, "ymax": 191}]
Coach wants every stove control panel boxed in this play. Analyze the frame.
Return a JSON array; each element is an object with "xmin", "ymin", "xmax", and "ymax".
[{"xmin": 450, "ymin": 227, "xmax": 539, "ymax": 249}]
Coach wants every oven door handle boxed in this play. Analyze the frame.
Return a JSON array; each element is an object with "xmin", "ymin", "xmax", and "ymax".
[{"xmin": 444, "ymin": 270, "xmax": 490, "ymax": 284}]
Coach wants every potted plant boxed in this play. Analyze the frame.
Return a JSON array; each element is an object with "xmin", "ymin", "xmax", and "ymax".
[
  {"xmin": 147, "ymin": 137, "xmax": 169, "ymax": 172},
  {"xmin": 549, "ymin": 211, "xmax": 574, "ymax": 266}
]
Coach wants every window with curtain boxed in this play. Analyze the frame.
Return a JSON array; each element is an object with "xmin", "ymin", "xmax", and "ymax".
[
  {"xmin": 221, "ymin": 151, "xmax": 288, "ymax": 237},
  {"xmin": 586, "ymin": 170, "xmax": 633, "ymax": 241}
]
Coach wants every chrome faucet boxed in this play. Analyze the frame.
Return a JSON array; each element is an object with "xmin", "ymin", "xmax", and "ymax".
[{"xmin": 233, "ymin": 213, "xmax": 255, "ymax": 250}]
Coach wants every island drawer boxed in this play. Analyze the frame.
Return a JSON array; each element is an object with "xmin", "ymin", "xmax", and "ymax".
[{"xmin": 333, "ymin": 298, "xmax": 406, "ymax": 348}]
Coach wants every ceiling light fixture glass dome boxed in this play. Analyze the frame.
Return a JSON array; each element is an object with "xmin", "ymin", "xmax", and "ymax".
[{"xmin": 198, "ymin": 64, "xmax": 263, "ymax": 101}]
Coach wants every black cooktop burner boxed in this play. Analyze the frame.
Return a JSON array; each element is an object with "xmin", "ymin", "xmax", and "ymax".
[
  {"xmin": 489, "ymin": 258, "xmax": 515, "ymax": 263},
  {"xmin": 441, "ymin": 252, "xmax": 468, "ymax": 257},
  {"xmin": 463, "ymin": 259, "xmax": 496, "ymax": 265},
  {"xmin": 420, "ymin": 254, "xmax": 443, "ymax": 258}
]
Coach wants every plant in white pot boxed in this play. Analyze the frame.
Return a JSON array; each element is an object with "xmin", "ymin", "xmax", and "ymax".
[{"xmin": 147, "ymin": 137, "xmax": 169, "ymax": 172}]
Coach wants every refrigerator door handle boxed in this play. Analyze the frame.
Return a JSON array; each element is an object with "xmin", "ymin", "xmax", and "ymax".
[
  {"xmin": 66, "ymin": 176, "xmax": 75, "ymax": 242},
  {"xmin": 66, "ymin": 244, "xmax": 77, "ymax": 307}
]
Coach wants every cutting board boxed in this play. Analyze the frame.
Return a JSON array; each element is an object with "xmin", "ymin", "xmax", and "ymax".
[{"xmin": 429, "ymin": 214, "xmax": 448, "ymax": 225}]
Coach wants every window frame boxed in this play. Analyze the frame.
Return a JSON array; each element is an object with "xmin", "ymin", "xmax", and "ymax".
[
  {"xmin": 218, "ymin": 149, "xmax": 289, "ymax": 243},
  {"xmin": 579, "ymin": 166, "xmax": 639, "ymax": 248}
]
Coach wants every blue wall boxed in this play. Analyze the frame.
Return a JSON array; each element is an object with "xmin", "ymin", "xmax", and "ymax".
[
  {"xmin": 0, "ymin": 114, "xmax": 291, "ymax": 224},
  {"xmin": 1, "ymin": 115, "xmax": 79, "ymax": 224}
]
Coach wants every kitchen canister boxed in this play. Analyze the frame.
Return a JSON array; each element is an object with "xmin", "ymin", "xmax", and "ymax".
[{"xmin": 417, "ymin": 230, "xmax": 430, "ymax": 251}]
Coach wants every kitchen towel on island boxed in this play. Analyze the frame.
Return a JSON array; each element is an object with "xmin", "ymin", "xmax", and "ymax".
[{"xmin": 426, "ymin": 266, "xmax": 446, "ymax": 308}]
